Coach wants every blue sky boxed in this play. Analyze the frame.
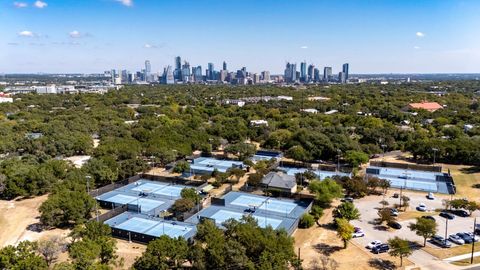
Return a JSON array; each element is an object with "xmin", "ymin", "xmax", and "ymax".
[{"xmin": 1, "ymin": 0, "xmax": 479, "ymax": 74}]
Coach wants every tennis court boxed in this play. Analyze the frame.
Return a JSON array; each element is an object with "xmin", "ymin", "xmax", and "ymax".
[
  {"xmin": 145, "ymin": 222, "xmax": 194, "ymax": 238},
  {"xmin": 278, "ymin": 167, "xmax": 351, "ymax": 180},
  {"xmin": 153, "ymin": 185, "xmax": 183, "ymax": 198},
  {"xmin": 259, "ymin": 199, "xmax": 297, "ymax": 215},
  {"xmin": 210, "ymin": 209, "xmax": 245, "ymax": 224},
  {"xmin": 131, "ymin": 182, "xmax": 167, "ymax": 192},
  {"xmin": 252, "ymin": 215, "xmax": 283, "ymax": 229},
  {"xmin": 135, "ymin": 198, "xmax": 165, "ymax": 213},
  {"xmin": 115, "ymin": 216, "xmax": 158, "ymax": 232},
  {"xmin": 190, "ymin": 157, "xmax": 245, "ymax": 174},
  {"xmin": 230, "ymin": 195, "xmax": 266, "ymax": 208},
  {"xmin": 105, "ymin": 194, "xmax": 137, "ymax": 206}
]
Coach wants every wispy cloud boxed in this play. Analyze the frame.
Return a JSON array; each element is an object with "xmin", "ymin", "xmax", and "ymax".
[
  {"xmin": 300, "ymin": 46, "xmax": 308, "ymax": 49},
  {"xmin": 34, "ymin": 0, "xmax": 47, "ymax": 8},
  {"xmin": 414, "ymin": 46, "xmax": 421, "ymax": 50},
  {"xmin": 416, "ymin": 32, "xmax": 425, "ymax": 37},
  {"xmin": 13, "ymin": 2, "xmax": 28, "ymax": 8},
  {"xmin": 144, "ymin": 43, "xmax": 156, "ymax": 49},
  {"xmin": 69, "ymin": 30, "xmax": 90, "ymax": 38},
  {"xmin": 7, "ymin": 42, "xmax": 20, "ymax": 46},
  {"xmin": 116, "ymin": 0, "xmax": 133, "ymax": 7},
  {"xmin": 18, "ymin": 30, "xmax": 35, "ymax": 37}
]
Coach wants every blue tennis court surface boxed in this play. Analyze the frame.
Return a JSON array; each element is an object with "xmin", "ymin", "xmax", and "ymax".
[
  {"xmin": 190, "ymin": 157, "xmax": 245, "ymax": 174},
  {"xmin": 366, "ymin": 166, "xmax": 454, "ymax": 194},
  {"xmin": 131, "ymin": 182, "xmax": 167, "ymax": 192},
  {"xmin": 105, "ymin": 212, "xmax": 197, "ymax": 240},
  {"xmin": 107, "ymin": 194, "xmax": 137, "ymax": 205},
  {"xmin": 153, "ymin": 185, "xmax": 183, "ymax": 197},
  {"xmin": 210, "ymin": 210, "xmax": 245, "ymax": 224},
  {"xmin": 186, "ymin": 192, "xmax": 311, "ymax": 235}
]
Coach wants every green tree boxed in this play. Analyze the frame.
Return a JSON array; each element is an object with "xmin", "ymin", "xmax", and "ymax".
[
  {"xmin": 466, "ymin": 201, "xmax": 480, "ymax": 216},
  {"xmin": 173, "ymin": 161, "xmax": 190, "ymax": 174},
  {"xmin": 308, "ymin": 179, "xmax": 343, "ymax": 207},
  {"xmin": 344, "ymin": 150, "xmax": 369, "ymax": 168},
  {"xmin": 0, "ymin": 241, "xmax": 48, "ymax": 270},
  {"xmin": 133, "ymin": 236, "xmax": 190, "ymax": 270},
  {"xmin": 377, "ymin": 208, "xmax": 394, "ymax": 225},
  {"xmin": 333, "ymin": 202, "xmax": 361, "ymax": 221},
  {"xmin": 388, "ymin": 237, "xmax": 412, "ymax": 267},
  {"xmin": 171, "ymin": 198, "xmax": 195, "ymax": 214},
  {"xmin": 299, "ymin": 213, "xmax": 315, "ymax": 228},
  {"xmin": 180, "ymin": 187, "xmax": 200, "ymax": 203},
  {"xmin": 408, "ymin": 217, "xmax": 437, "ymax": 247},
  {"xmin": 286, "ymin": 145, "xmax": 309, "ymax": 162},
  {"xmin": 36, "ymin": 236, "xmax": 66, "ymax": 267},
  {"xmin": 247, "ymin": 173, "xmax": 263, "ymax": 187},
  {"xmin": 227, "ymin": 168, "xmax": 246, "ymax": 184},
  {"xmin": 336, "ymin": 218, "xmax": 354, "ymax": 249}
]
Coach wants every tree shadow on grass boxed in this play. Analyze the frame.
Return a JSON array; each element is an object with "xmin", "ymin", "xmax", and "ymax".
[
  {"xmin": 460, "ymin": 166, "xmax": 480, "ymax": 174},
  {"xmin": 318, "ymin": 222, "xmax": 337, "ymax": 232},
  {"xmin": 313, "ymin": 243, "xmax": 343, "ymax": 256},
  {"xmin": 372, "ymin": 225, "xmax": 388, "ymax": 231},
  {"xmin": 368, "ymin": 258, "xmax": 397, "ymax": 270}
]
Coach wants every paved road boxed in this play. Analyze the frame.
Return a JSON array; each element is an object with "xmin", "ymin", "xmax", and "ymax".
[{"xmin": 351, "ymin": 191, "xmax": 479, "ymax": 270}]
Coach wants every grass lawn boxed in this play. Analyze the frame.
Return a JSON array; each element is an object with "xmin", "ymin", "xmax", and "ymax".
[
  {"xmin": 424, "ymin": 243, "xmax": 480, "ymax": 259},
  {"xmin": 397, "ymin": 210, "xmax": 437, "ymax": 221},
  {"xmin": 443, "ymin": 164, "xmax": 480, "ymax": 199},
  {"xmin": 451, "ymin": 256, "xmax": 480, "ymax": 266}
]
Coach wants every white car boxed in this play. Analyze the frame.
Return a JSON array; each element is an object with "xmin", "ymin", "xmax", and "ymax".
[
  {"xmin": 427, "ymin": 192, "xmax": 435, "ymax": 200},
  {"xmin": 467, "ymin": 232, "xmax": 480, "ymax": 242},
  {"xmin": 417, "ymin": 203, "xmax": 427, "ymax": 212},
  {"xmin": 366, "ymin": 240, "xmax": 382, "ymax": 249},
  {"xmin": 390, "ymin": 208, "xmax": 399, "ymax": 216},
  {"xmin": 448, "ymin": 234, "xmax": 465, "ymax": 245},
  {"xmin": 353, "ymin": 230, "xmax": 365, "ymax": 238}
]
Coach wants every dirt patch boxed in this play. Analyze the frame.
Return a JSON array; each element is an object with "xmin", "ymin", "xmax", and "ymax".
[{"xmin": 116, "ymin": 239, "xmax": 145, "ymax": 269}]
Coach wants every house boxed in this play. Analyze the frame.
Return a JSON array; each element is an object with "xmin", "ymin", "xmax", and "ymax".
[
  {"xmin": 261, "ymin": 171, "xmax": 297, "ymax": 194},
  {"xmin": 0, "ymin": 93, "xmax": 13, "ymax": 103},
  {"xmin": 250, "ymin": 120, "xmax": 268, "ymax": 127},
  {"xmin": 301, "ymin": 108, "xmax": 318, "ymax": 114},
  {"xmin": 408, "ymin": 102, "xmax": 443, "ymax": 112}
]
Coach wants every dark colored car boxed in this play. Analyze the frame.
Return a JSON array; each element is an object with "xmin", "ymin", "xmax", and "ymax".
[
  {"xmin": 431, "ymin": 235, "xmax": 452, "ymax": 248},
  {"xmin": 388, "ymin": 221, "xmax": 402, "ymax": 229},
  {"xmin": 456, "ymin": 232, "xmax": 474, "ymax": 244},
  {"xmin": 342, "ymin": 197, "xmax": 354, "ymax": 203},
  {"xmin": 452, "ymin": 210, "xmax": 469, "ymax": 217},
  {"xmin": 421, "ymin": 215, "xmax": 436, "ymax": 221},
  {"xmin": 439, "ymin": 212, "xmax": 455, "ymax": 220},
  {"xmin": 372, "ymin": 244, "xmax": 390, "ymax": 254},
  {"xmin": 393, "ymin": 193, "xmax": 399, "ymax": 198}
]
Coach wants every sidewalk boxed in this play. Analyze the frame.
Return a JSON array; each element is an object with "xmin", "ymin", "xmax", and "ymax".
[{"xmin": 444, "ymin": 251, "xmax": 480, "ymax": 262}]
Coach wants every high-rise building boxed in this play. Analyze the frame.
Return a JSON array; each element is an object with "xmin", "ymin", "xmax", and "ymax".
[
  {"xmin": 307, "ymin": 64, "xmax": 315, "ymax": 82},
  {"xmin": 314, "ymin": 68, "xmax": 320, "ymax": 82},
  {"xmin": 342, "ymin": 63, "xmax": 349, "ymax": 81},
  {"xmin": 181, "ymin": 62, "xmax": 191, "ymax": 82},
  {"xmin": 192, "ymin": 66, "xmax": 203, "ymax": 82},
  {"xmin": 339, "ymin": 72, "xmax": 346, "ymax": 84},
  {"xmin": 261, "ymin": 71, "xmax": 271, "ymax": 82},
  {"xmin": 253, "ymin": 73, "xmax": 261, "ymax": 84},
  {"xmin": 219, "ymin": 70, "xmax": 228, "ymax": 82},
  {"xmin": 162, "ymin": 66, "xmax": 174, "ymax": 84},
  {"xmin": 223, "ymin": 61, "xmax": 227, "ymax": 71},
  {"xmin": 144, "ymin": 60, "xmax": 151, "ymax": 82},
  {"xmin": 323, "ymin": 67, "xmax": 332, "ymax": 82},
  {"xmin": 284, "ymin": 62, "xmax": 297, "ymax": 83},
  {"xmin": 174, "ymin": 56, "xmax": 182, "ymax": 81},
  {"xmin": 207, "ymin": 63, "xmax": 215, "ymax": 80},
  {"xmin": 300, "ymin": 61, "xmax": 307, "ymax": 82}
]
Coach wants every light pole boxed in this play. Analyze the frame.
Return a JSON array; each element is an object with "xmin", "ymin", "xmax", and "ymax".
[
  {"xmin": 432, "ymin": 148, "xmax": 438, "ymax": 166},
  {"xmin": 86, "ymin": 175, "xmax": 91, "ymax": 194},
  {"xmin": 336, "ymin": 149, "xmax": 342, "ymax": 173},
  {"xmin": 444, "ymin": 218, "xmax": 449, "ymax": 247},
  {"xmin": 471, "ymin": 218, "xmax": 477, "ymax": 264},
  {"xmin": 381, "ymin": 144, "xmax": 387, "ymax": 160}
]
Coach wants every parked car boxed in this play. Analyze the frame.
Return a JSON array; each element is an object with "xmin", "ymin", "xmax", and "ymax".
[
  {"xmin": 452, "ymin": 210, "xmax": 469, "ymax": 217},
  {"xmin": 439, "ymin": 211, "xmax": 455, "ymax": 220},
  {"xmin": 390, "ymin": 208, "xmax": 399, "ymax": 217},
  {"xmin": 421, "ymin": 215, "xmax": 436, "ymax": 221},
  {"xmin": 342, "ymin": 197, "xmax": 354, "ymax": 203},
  {"xmin": 448, "ymin": 234, "xmax": 465, "ymax": 245},
  {"xmin": 353, "ymin": 230, "xmax": 365, "ymax": 238},
  {"xmin": 456, "ymin": 233, "xmax": 473, "ymax": 244},
  {"xmin": 475, "ymin": 224, "xmax": 480, "ymax": 235},
  {"xmin": 372, "ymin": 244, "xmax": 390, "ymax": 254},
  {"xmin": 367, "ymin": 240, "xmax": 383, "ymax": 249},
  {"xmin": 427, "ymin": 192, "xmax": 435, "ymax": 200},
  {"xmin": 466, "ymin": 232, "xmax": 480, "ymax": 242},
  {"xmin": 388, "ymin": 221, "xmax": 402, "ymax": 229},
  {"xmin": 393, "ymin": 193, "xmax": 399, "ymax": 198},
  {"xmin": 431, "ymin": 235, "xmax": 452, "ymax": 248},
  {"xmin": 417, "ymin": 203, "xmax": 427, "ymax": 212}
]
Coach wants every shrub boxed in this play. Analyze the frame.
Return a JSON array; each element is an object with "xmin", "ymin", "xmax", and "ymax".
[{"xmin": 299, "ymin": 213, "xmax": 315, "ymax": 228}]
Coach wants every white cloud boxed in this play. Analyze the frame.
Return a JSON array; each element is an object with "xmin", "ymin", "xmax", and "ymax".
[
  {"xmin": 416, "ymin": 32, "xmax": 425, "ymax": 37},
  {"xmin": 414, "ymin": 46, "xmax": 421, "ymax": 50},
  {"xmin": 13, "ymin": 2, "xmax": 28, "ymax": 8},
  {"xmin": 144, "ymin": 43, "xmax": 157, "ymax": 48},
  {"xmin": 18, "ymin": 30, "xmax": 35, "ymax": 37},
  {"xmin": 300, "ymin": 46, "xmax": 308, "ymax": 49},
  {"xmin": 69, "ymin": 30, "xmax": 81, "ymax": 38},
  {"xmin": 116, "ymin": 0, "xmax": 133, "ymax": 7},
  {"xmin": 34, "ymin": 0, "xmax": 47, "ymax": 8}
]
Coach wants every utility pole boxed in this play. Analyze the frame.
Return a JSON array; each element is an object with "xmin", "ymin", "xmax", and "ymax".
[
  {"xmin": 444, "ymin": 218, "xmax": 449, "ymax": 247},
  {"xmin": 86, "ymin": 175, "xmax": 91, "ymax": 194},
  {"xmin": 471, "ymin": 218, "xmax": 477, "ymax": 264},
  {"xmin": 432, "ymin": 148, "xmax": 438, "ymax": 166}
]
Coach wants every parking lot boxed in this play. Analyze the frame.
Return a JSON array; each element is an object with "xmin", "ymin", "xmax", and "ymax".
[{"xmin": 350, "ymin": 190, "xmax": 479, "ymax": 269}]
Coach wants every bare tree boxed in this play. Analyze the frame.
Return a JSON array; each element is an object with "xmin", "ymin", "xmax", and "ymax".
[
  {"xmin": 36, "ymin": 236, "xmax": 66, "ymax": 266},
  {"xmin": 309, "ymin": 255, "xmax": 339, "ymax": 270}
]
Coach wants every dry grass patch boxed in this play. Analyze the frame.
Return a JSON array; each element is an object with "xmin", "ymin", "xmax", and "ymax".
[
  {"xmin": 423, "ymin": 244, "xmax": 480, "ymax": 259},
  {"xmin": 451, "ymin": 256, "xmax": 480, "ymax": 266}
]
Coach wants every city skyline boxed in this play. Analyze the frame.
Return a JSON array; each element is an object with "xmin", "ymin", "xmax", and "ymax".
[{"xmin": 2, "ymin": 0, "xmax": 480, "ymax": 74}]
